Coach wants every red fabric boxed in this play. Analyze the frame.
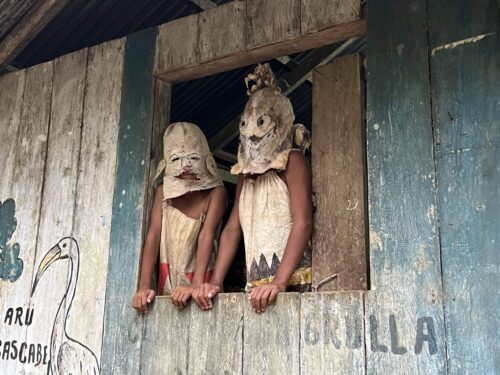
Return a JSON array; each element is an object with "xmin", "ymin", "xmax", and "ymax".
[
  {"xmin": 185, "ymin": 270, "xmax": 213, "ymax": 283},
  {"xmin": 158, "ymin": 263, "xmax": 169, "ymax": 295},
  {"xmin": 159, "ymin": 264, "xmax": 213, "ymax": 294}
]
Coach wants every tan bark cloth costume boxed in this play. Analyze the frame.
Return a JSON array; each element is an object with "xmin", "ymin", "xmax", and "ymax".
[
  {"xmin": 231, "ymin": 64, "xmax": 312, "ymax": 292},
  {"xmin": 154, "ymin": 122, "xmax": 223, "ymax": 295}
]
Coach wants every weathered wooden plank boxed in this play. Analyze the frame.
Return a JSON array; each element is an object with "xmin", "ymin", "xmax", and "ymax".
[
  {"xmin": 188, "ymin": 293, "xmax": 244, "ymax": 374},
  {"xmin": 150, "ymin": 81, "xmax": 171, "ymax": 173},
  {"xmin": 0, "ymin": 70, "xmax": 25, "ymax": 199},
  {"xmin": 365, "ymin": 0, "xmax": 446, "ymax": 373},
  {"xmin": 300, "ymin": 292, "xmax": 365, "ymax": 374},
  {"xmin": 0, "ymin": 0, "xmax": 38, "ymax": 41},
  {"xmin": 243, "ymin": 293, "xmax": 300, "ymax": 375},
  {"xmin": 245, "ymin": 0, "xmax": 300, "ymax": 49},
  {"xmin": 156, "ymin": 19, "xmax": 365, "ymax": 83},
  {"xmin": 140, "ymin": 298, "xmax": 191, "ymax": 375},
  {"xmin": 198, "ymin": 0, "xmax": 245, "ymax": 63},
  {"xmin": 144, "ymin": 79, "xmax": 171, "ymax": 235},
  {"xmin": 311, "ymin": 55, "xmax": 366, "ymax": 291},
  {"xmin": 301, "ymin": 0, "xmax": 360, "ymax": 35},
  {"xmin": 101, "ymin": 28, "xmax": 157, "ymax": 375},
  {"xmin": 427, "ymin": 0, "xmax": 499, "ymax": 48},
  {"xmin": 155, "ymin": 14, "xmax": 199, "ymax": 74},
  {"xmin": 0, "ymin": 61, "xmax": 53, "ymax": 374},
  {"xmin": 365, "ymin": 292, "xmax": 446, "ymax": 373},
  {"xmin": 67, "ymin": 38, "xmax": 124, "ymax": 370},
  {"xmin": 0, "ymin": 68, "xmax": 25, "ymax": 375},
  {"xmin": 24, "ymin": 49, "xmax": 87, "ymax": 375},
  {"xmin": 0, "ymin": 0, "xmax": 70, "ymax": 68},
  {"xmin": 431, "ymin": 33, "xmax": 500, "ymax": 374}
]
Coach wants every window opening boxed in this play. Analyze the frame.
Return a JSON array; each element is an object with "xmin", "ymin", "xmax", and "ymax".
[{"xmin": 146, "ymin": 40, "xmax": 368, "ymax": 296}]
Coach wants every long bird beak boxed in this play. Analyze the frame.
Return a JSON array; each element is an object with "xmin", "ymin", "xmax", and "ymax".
[{"xmin": 31, "ymin": 244, "xmax": 62, "ymax": 296}]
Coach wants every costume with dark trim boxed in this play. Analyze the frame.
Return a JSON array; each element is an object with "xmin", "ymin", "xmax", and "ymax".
[{"xmin": 232, "ymin": 64, "xmax": 312, "ymax": 292}]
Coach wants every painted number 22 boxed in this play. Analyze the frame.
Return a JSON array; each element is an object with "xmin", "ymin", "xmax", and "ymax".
[{"xmin": 346, "ymin": 199, "xmax": 358, "ymax": 211}]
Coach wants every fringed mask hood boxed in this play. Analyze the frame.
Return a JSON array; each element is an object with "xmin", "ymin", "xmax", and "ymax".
[
  {"xmin": 155, "ymin": 122, "xmax": 223, "ymax": 199},
  {"xmin": 231, "ymin": 63, "xmax": 311, "ymax": 175}
]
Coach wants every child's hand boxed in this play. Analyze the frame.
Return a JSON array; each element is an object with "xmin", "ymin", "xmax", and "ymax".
[
  {"xmin": 171, "ymin": 285, "xmax": 194, "ymax": 309},
  {"xmin": 192, "ymin": 283, "xmax": 221, "ymax": 310},
  {"xmin": 132, "ymin": 288, "xmax": 156, "ymax": 314},
  {"xmin": 250, "ymin": 282, "xmax": 285, "ymax": 314}
]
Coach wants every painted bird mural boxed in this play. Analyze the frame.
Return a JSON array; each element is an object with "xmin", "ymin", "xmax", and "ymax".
[{"xmin": 32, "ymin": 237, "xmax": 99, "ymax": 375}]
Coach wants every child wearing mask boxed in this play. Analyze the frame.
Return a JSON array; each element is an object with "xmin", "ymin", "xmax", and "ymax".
[
  {"xmin": 193, "ymin": 64, "xmax": 312, "ymax": 313},
  {"xmin": 132, "ymin": 122, "xmax": 226, "ymax": 313}
]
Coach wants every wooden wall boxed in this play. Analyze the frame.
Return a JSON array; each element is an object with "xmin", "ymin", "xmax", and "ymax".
[
  {"xmin": 1, "ymin": 0, "xmax": 499, "ymax": 373},
  {"xmin": 0, "ymin": 39, "xmax": 124, "ymax": 373},
  {"xmin": 428, "ymin": 0, "xmax": 500, "ymax": 373}
]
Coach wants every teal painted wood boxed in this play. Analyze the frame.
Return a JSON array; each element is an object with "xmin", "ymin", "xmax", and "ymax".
[
  {"xmin": 101, "ymin": 27, "xmax": 157, "ymax": 375},
  {"xmin": 365, "ymin": 0, "xmax": 446, "ymax": 373},
  {"xmin": 427, "ymin": 0, "xmax": 499, "ymax": 48},
  {"xmin": 430, "ymin": 33, "xmax": 500, "ymax": 374}
]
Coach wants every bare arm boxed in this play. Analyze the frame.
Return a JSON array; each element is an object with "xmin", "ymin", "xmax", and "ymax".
[
  {"xmin": 171, "ymin": 185, "xmax": 228, "ymax": 309},
  {"xmin": 193, "ymin": 175, "xmax": 244, "ymax": 309},
  {"xmin": 251, "ymin": 151, "xmax": 313, "ymax": 313},
  {"xmin": 211, "ymin": 175, "xmax": 244, "ymax": 287},
  {"xmin": 191, "ymin": 186, "xmax": 227, "ymax": 286},
  {"xmin": 132, "ymin": 185, "xmax": 163, "ymax": 313},
  {"xmin": 272, "ymin": 151, "xmax": 313, "ymax": 287}
]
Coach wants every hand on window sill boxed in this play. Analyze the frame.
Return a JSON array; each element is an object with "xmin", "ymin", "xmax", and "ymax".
[
  {"xmin": 192, "ymin": 282, "xmax": 221, "ymax": 310},
  {"xmin": 249, "ymin": 281, "xmax": 286, "ymax": 314},
  {"xmin": 171, "ymin": 285, "xmax": 195, "ymax": 309},
  {"xmin": 132, "ymin": 287, "xmax": 156, "ymax": 314}
]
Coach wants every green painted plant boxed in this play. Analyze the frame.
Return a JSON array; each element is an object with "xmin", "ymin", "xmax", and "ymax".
[{"xmin": 0, "ymin": 198, "xmax": 23, "ymax": 281}]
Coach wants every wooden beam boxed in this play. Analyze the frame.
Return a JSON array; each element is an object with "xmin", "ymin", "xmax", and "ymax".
[
  {"xmin": 208, "ymin": 119, "xmax": 240, "ymax": 151},
  {"xmin": 281, "ymin": 37, "xmax": 360, "ymax": 95},
  {"xmin": 0, "ymin": 0, "xmax": 69, "ymax": 68},
  {"xmin": 100, "ymin": 29, "xmax": 155, "ymax": 374},
  {"xmin": 0, "ymin": 64, "xmax": 20, "ymax": 75},
  {"xmin": 0, "ymin": 0, "xmax": 38, "ymax": 40},
  {"xmin": 156, "ymin": 19, "xmax": 366, "ymax": 83},
  {"xmin": 311, "ymin": 54, "xmax": 367, "ymax": 291},
  {"xmin": 217, "ymin": 167, "xmax": 238, "ymax": 184},
  {"xmin": 213, "ymin": 149, "xmax": 237, "ymax": 164},
  {"xmin": 190, "ymin": 0, "xmax": 218, "ymax": 10}
]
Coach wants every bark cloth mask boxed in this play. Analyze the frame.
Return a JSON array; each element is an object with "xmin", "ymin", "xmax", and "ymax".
[
  {"xmin": 231, "ymin": 63, "xmax": 311, "ymax": 175},
  {"xmin": 154, "ymin": 122, "xmax": 223, "ymax": 199}
]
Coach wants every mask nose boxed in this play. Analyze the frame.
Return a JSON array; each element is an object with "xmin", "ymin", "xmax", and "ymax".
[
  {"xmin": 181, "ymin": 157, "xmax": 192, "ymax": 167},
  {"xmin": 250, "ymin": 135, "xmax": 260, "ymax": 143}
]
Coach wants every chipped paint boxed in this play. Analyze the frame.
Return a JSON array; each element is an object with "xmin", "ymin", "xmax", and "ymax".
[
  {"xmin": 427, "ymin": 204, "xmax": 436, "ymax": 226},
  {"xmin": 369, "ymin": 230, "xmax": 383, "ymax": 251},
  {"xmin": 396, "ymin": 44, "xmax": 405, "ymax": 55},
  {"xmin": 412, "ymin": 243, "xmax": 432, "ymax": 274},
  {"xmin": 431, "ymin": 33, "xmax": 496, "ymax": 55}
]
